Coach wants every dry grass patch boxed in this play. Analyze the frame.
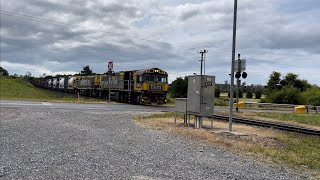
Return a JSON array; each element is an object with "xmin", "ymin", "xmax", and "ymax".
[
  {"xmin": 135, "ymin": 115, "xmax": 282, "ymax": 151},
  {"xmin": 134, "ymin": 113, "xmax": 320, "ymax": 178}
]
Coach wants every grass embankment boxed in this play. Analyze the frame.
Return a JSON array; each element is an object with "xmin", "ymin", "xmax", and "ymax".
[
  {"xmin": 230, "ymin": 112, "xmax": 320, "ymax": 129},
  {"xmin": 257, "ymin": 113, "xmax": 320, "ymax": 127},
  {"xmin": 0, "ymin": 77, "xmax": 105, "ymax": 103},
  {"xmin": 134, "ymin": 113, "xmax": 320, "ymax": 177},
  {"xmin": 167, "ymin": 93, "xmax": 265, "ymax": 107}
]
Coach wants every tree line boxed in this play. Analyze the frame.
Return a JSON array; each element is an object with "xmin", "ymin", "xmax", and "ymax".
[
  {"xmin": 0, "ymin": 65, "xmax": 96, "ymax": 79},
  {"xmin": 169, "ymin": 77, "xmax": 263, "ymax": 99},
  {"xmin": 169, "ymin": 72, "xmax": 319, "ymax": 106},
  {"xmin": 2, "ymin": 66, "xmax": 319, "ymax": 105},
  {"xmin": 265, "ymin": 71, "xmax": 319, "ymax": 106}
]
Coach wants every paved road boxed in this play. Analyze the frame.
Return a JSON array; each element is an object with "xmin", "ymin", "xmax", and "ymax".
[
  {"xmin": 0, "ymin": 100, "xmax": 292, "ymax": 113},
  {"xmin": 0, "ymin": 100, "xmax": 303, "ymax": 179},
  {"xmin": 0, "ymin": 100, "xmax": 173, "ymax": 112}
]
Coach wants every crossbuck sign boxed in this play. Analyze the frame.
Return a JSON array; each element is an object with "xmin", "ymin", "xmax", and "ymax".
[{"xmin": 108, "ymin": 61, "xmax": 113, "ymax": 72}]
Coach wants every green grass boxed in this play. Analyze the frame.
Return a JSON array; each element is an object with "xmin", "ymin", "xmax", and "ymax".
[
  {"xmin": 165, "ymin": 93, "xmax": 175, "ymax": 105},
  {"xmin": 257, "ymin": 112, "xmax": 320, "ymax": 127},
  {"xmin": 248, "ymin": 133, "xmax": 320, "ymax": 171},
  {"xmin": 0, "ymin": 77, "xmax": 104, "ymax": 103}
]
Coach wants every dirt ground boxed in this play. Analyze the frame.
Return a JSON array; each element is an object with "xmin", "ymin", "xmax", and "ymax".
[
  {"xmin": 135, "ymin": 115, "xmax": 282, "ymax": 151},
  {"xmin": 134, "ymin": 114, "xmax": 320, "ymax": 179}
]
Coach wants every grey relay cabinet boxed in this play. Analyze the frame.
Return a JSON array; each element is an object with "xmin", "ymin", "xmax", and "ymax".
[{"xmin": 187, "ymin": 75, "xmax": 215, "ymax": 117}]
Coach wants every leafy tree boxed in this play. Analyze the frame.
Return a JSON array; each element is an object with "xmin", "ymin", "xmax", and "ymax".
[
  {"xmin": 255, "ymin": 90, "xmax": 262, "ymax": 99},
  {"xmin": 25, "ymin": 71, "xmax": 32, "ymax": 77},
  {"xmin": 267, "ymin": 71, "xmax": 281, "ymax": 93},
  {"xmin": 241, "ymin": 82, "xmax": 247, "ymax": 92},
  {"xmin": 0, "ymin": 66, "xmax": 9, "ymax": 76},
  {"xmin": 12, "ymin": 73, "xmax": 19, "ymax": 78},
  {"xmin": 24, "ymin": 71, "xmax": 34, "ymax": 81},
  {"xmin": 246, "ymin": 91, "xmax": 253, "ymax": 99},
  {"xmin": 80, "ymin": 65, "xmax": 93, "ymax": 76},
  {"xmin": 267, "ymin": 72, "xmax": 310, "ymax": 93},
  {"xmin": 302, "ymin": 86, "xmax": 320, "ymax": 106},
  {"xmin": 280, "ymin": 73, "xmax": 298, "ymax": 87},
  {"xmin": 215, "ymin": 87, "xmax": 221, "ymax": 98},
  {"xmin": 280, "ymin": 73, "xmax": 310, "ymax": 92},
  {"xmin": 238, "ymin": 89, "xmax": 243, "ymax": 98},
  {"xmin": 222, "ymin": 80, "xmax": 229, "ymax": 93},
  {"xmin": 228, "ymin": 89, "xmax": 243, "ymax": 98},
  {"xmin": 170, "ymin": 77, "xmax": 188, "ymax": 98},
  {"xmin": 266, "ymin": 71, "xmax": 312, "ymax": 104},
  {"xmin": 268, "ymin": 86, "xmax": 306, "ymax": 105}
]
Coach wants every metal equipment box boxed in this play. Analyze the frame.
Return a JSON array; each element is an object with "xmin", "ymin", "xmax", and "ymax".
[
  {"xmin": 187, "ymin": 75, "xmax": 215, "ymax": 117},
  {"xmin": 175, "ymin": 98, "xmax": 187, "ymax": 114}
]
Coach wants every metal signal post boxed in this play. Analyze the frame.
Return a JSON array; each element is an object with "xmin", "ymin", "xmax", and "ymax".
[
  {"xmin": 234, "ymin": 54, "xmax": 247, "ymax": 112},
  {"xmin": 107, "ymin": 61, "xmax": 114, "ymax": 102},
  {"xmin": 236, "ymin": 54, "xmax": 241, "ymax": 112},
  {"xmin": 229, "ymin": 0, "xmax": 238, "ymax": 132}
]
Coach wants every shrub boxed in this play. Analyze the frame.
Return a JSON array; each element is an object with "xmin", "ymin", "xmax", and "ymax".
[
  {"xmin": 246, "ymin": 91, "xmax": 253, "ymax": 99},
  {"xmin": 214, "ymin": 97, "xmax": 229, "ymax": 106},
  {"xmin": 215, "ymin": 87, "xmax": 221, "ymax": 98},
  {"xmin": 228, "ymin": 89, "xmax": 243, "ymax": 98},
  {"xmin": 302, "ymin": 86, "xmax": 320, "ymax": 106},
  {"xmin": 260, "ymin": 98, "xmax": 268, "ymax": 103},
  {"xmin": 268, "ymin": 86, "xmax": 306, "ymax": 105},
  {"xmin": 170, "ymin": 77, "xmax": 188, "ymax": 98},
  {"xmin": 255, "ymin": 90, "xmax": 262, "ymax": 99}
]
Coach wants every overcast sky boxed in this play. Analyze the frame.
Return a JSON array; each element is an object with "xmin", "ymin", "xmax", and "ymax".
[{"xmin": 1, "ymin": 0, "xmax": 319, "ymax": 85}]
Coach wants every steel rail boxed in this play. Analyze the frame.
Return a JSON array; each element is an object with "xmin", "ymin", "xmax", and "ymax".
[{"xmin": 211, "ymin": 115, "xmax": 320, "ymax": 136}]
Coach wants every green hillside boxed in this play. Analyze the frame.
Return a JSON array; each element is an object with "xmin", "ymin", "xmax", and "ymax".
[{"xmin": 0, "ymin": 77, "xmax": 103, "ymax": 103}]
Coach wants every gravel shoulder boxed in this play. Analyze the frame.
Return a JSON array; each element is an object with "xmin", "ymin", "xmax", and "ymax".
[{"xmin": 0, "ymin": 107, "xmax": 306, "ymax": 179}]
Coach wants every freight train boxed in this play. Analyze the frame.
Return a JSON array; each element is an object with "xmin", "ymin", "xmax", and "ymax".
[{"xmin": 32, "ymin": 68, "xmax": 168, "ymax": 104}]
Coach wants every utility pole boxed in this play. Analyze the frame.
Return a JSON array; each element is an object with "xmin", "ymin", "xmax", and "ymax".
[
  {"xmin": 198, "ymin": 49, "xmax": 208, "ymax": 75},
  {"xmin": 108, "ymin": 73, "xmax": 111, "ymax": 102},
  {"xmin": 229, "ymin": 0, "xmax": 238, "ymax": 132}
]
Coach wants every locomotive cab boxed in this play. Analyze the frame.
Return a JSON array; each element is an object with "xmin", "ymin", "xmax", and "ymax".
[{"xmin": 133, "ymin": 68, "xmax": 168, "ymax": 104}]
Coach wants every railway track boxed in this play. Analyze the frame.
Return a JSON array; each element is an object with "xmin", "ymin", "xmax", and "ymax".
[{"xmin": 211, "ymin": 115, "xmax": 320, "ymax": 136}]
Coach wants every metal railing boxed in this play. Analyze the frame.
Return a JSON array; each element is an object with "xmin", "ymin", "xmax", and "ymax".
[{"xmin": 243, "ymin": 102, "xmax": 319, "ymax": 114}]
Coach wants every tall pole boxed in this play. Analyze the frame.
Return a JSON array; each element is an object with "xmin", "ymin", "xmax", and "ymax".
[
  {"xmin": 198, "ymin": 49, "xmax": 207, "ymax": 75},
  {"xmin": 108, "ymin": 74, "xmax": 111, "ymax": 102},
  {"xmin": 229, "ymin": 0, "xmax": 238, "ymax": 132},
  {"xmin": 200, "ymin": 52, "xmax": 203, "ymax": 75},
  {"xmin": 204, "ymin": 51, "xmax": 206, "ymax": 75}
]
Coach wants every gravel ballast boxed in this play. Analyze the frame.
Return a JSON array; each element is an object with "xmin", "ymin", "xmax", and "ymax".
[{"xmin": 0, "ymin": 106, "xmax": 305, "ymax": 179}]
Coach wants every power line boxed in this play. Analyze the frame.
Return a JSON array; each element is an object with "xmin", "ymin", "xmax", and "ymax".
[
  {"xmin": 2, "ymin": 10, "xmax": 316, "ymax": 70},
  {"xmin": 0, "ymin": 9, "xmax": 199, "ymax": 51},
  {"xmin": 0, "ymin": 9, "xmax": 235, "ymax": 57},
  {"xmin": 0, "ymin": 9, "xmax": 241, "ymax": 68}
]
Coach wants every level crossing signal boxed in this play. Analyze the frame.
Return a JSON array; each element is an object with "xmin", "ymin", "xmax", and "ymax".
[{"xmin": 108, "ymin": 61, "xmax": 113, "ymax": 72}]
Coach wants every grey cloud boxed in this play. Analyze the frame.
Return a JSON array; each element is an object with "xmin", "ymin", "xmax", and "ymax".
[
  {"xmin": 1, "ymin": 0, "xmax": 319, "ymax": 85},
  {"xmin": 178, "ymin": 8, "xmax": 200, "ymax": 21}
]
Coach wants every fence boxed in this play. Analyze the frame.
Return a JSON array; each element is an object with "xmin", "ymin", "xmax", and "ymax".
[{"xmin": 243, "ymin": 102, "xmax": 319, "ymax": 114}]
